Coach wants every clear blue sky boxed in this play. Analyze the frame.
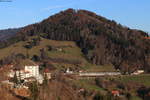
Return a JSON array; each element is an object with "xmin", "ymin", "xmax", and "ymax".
[{"xmin": 0, "ymin": 0, "xmax": 149, "ymax": 33}]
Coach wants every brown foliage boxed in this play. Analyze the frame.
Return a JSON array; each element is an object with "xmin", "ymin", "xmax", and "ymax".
[{"xmin": 0, "ymin": 85, "xmax": 21, "ymax": 100}]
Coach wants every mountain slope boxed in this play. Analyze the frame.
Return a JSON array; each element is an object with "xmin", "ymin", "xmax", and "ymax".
[
  {"xmin": 2, "ymin": 9, "xmax": 150, "ymax": 72},
  {"xmin": 0, "ymin": 36, "xmax": 116, "ymax": 72}
]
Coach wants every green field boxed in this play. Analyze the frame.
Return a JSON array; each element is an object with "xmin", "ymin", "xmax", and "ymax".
[
  {"xmin": 131, "ymin": 96, "xmax": 142, "ymax": 100},
  {"xmin": 114, "ymin": 74, "xmax": 150, "ymax": 87},
  {"xmin": 71, "ymin": 78, "xmax": 106, "ymax": 93},
  {"xmin": 0, "ymin": 37, "xmax": 82, "ymax": 60},
  {"xmin": 83, "ymin": 63, "xmax": 117, "ymax": 72}
]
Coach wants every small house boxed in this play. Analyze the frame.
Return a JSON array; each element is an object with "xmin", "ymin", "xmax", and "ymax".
[
  {"xmin": 66, "ymin": 68, "xmax": 73, "ymax": 74},
  {"xmin": 132, "ymin": 70, "xmax": 144, "ymax": 75},
  {"xmin": 111, "ymin": 90, "xmax": 120, "ymax": 96},
  {"xmin": 44, "ymin": 68, "xmax": 52, "ymax": 80},
  {"xmin": 144, "ymin": 37, "xmax": 150, "ymax": 39},
  {"xmin": 78, "ymin": 88, "xmax": 85, "ymax": 93}
]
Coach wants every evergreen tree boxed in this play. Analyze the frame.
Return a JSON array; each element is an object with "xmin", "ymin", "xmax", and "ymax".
[
  {"xmin": 106, "ymin": 92, "xmax": 113, "ymax": 100},
  {"xmin": 29, "ymin": 81, "xmax": 39, "ymax": 100},
  {"xmin": 31, "ymin": 55, "xmax": 40, "ymax": 62},
  {"xmin": 93, "ymin": 93, "xmax": 103, "ymax": 100},
  {"xmin": 126, "ymin": 93, "xmax": 131, "ymax": 100},
  {"xmin": 43, "ymin": 74, "xmax": 48, "ymax": 88},
  {"xmin": 13, "ymin": 72, "xmax": 18, "ymax": 85}
]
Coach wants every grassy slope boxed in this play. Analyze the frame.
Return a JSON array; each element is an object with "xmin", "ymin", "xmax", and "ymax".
[
  {"xmin": 0, "ymin": 37, "xmax": 82, "ymax": 59},
  {"xmin": 0, "ymin": 37, "xmax": 115, "ymax": 72},
  {"xmin": 114, "ymin": 74, "xmax": 150, "ymax": 87},
  {"xmin": 71, "ymin": 78, "xmax": 107, "ymax": 93}
]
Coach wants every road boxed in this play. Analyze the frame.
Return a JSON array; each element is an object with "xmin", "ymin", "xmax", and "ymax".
[{"xmin": 78, "ymin": 72, "xmax": 121, "ymax": 77}]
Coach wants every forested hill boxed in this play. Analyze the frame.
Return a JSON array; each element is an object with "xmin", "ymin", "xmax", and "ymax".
[{"xmin": 3, "ymin": 9, "xmax": 150, "ymax": 72}]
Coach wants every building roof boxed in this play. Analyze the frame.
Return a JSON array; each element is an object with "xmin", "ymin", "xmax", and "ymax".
[
  {"xmin": 144, "ymin": 37, "xmax": 150, "ymax": 39},
  {"xmin": 111, "ymin": 90, "xmax": 119, "ymax": 94},
  {"xmin": 14, "ymin": 59, "xmax": 38, "ymax": 70},
  {"xmin": 21, "ymin": 59, "xmax": 38, "ymax": 66},
  {"xmin": 44, "ymin": 68, "xmax": 51, "ymax": 73}
]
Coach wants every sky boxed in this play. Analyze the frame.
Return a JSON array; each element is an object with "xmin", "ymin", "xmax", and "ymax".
[{"xmin": 0, "ymin": 0, "xmax": 149, "ymax": 33}]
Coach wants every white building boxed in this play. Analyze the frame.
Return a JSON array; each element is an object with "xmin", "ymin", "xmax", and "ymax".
[
  {"xmin": 66, "ymin": 68, "xmax": 73, "ymax": 74},
  {"xmin": 24, "ymin": 64, "xmax": 39, "ymax": 78},
  {"xmin": 8, "ymin": 59, "xmax": 43, "ymax": 84},
  {"xmin": 132, "ymin": 70, "xmax": 144, "ymax": 75}
]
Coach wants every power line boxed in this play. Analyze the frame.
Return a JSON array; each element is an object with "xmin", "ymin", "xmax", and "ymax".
[{"xmin": 0, "ymin": 0, "xmax": 12, "ymax": 2}]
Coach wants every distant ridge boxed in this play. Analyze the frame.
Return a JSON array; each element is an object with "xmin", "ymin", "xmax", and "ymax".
[{"xmin": 0, "ymin": 28, "xmax": 21, "ymax": 41}]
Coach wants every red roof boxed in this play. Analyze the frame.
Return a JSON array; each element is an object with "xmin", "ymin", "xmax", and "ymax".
[
  {"xmin": 44, "ymin": 68, "xmax": 50, "ymax": 73},
  {"xmin": 111, "ymin": 90, "xmax": 119, "ymax": 94},
  {"xmin": 144, "ymin": 37, "xmax": 150, "ymax": 39}
]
